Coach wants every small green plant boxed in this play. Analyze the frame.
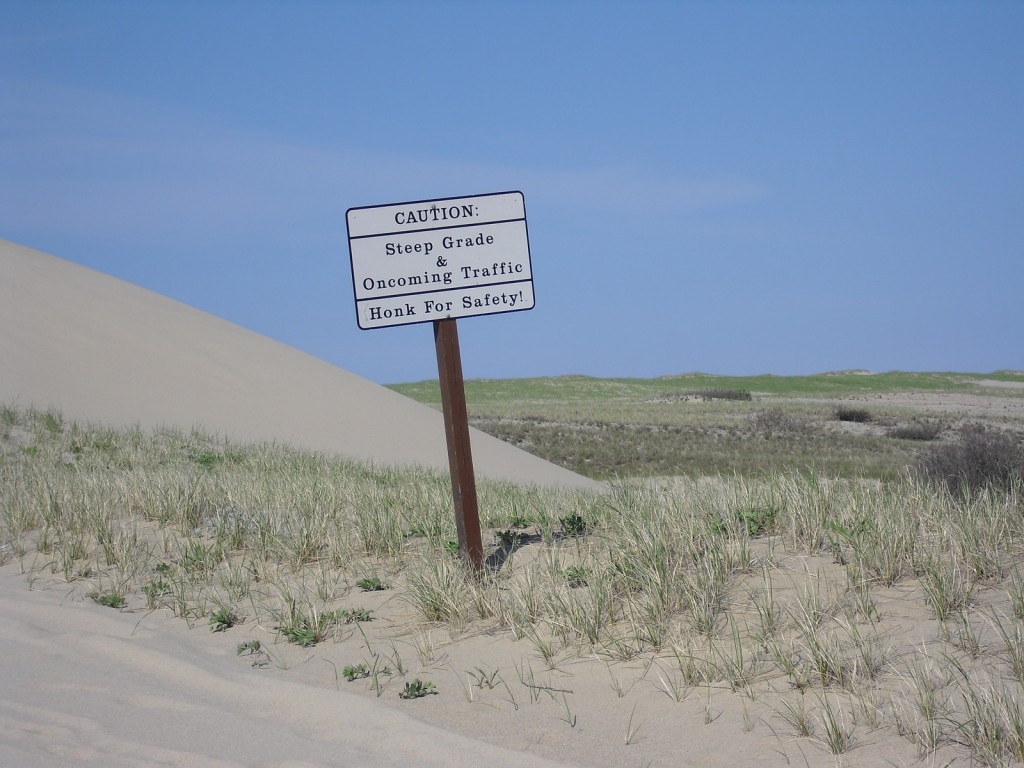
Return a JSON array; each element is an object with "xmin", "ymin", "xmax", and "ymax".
[
  {"xmin": 356, "ymin": 576, "xmax": 387, "ymax": 592},
  {"xmin": 750, "ymin": 571, "xmax": 781, "ymax": 643},
  {"xmin": 779, "ymin": 696, "xmax": 815, "ymax": 737},
  {"xmin": 559, "ymin": 512, "xmax": 589, "ymax": 538},
  {"xmin": 209, "ymin": 606, "xmax": 240, "ymax": 632},
  {"xmin": 91, "ymin": 590, "xmax": 126, "ymax": 609},
  {"xmin": 469, "ymin": 667, "xmax": 501, "ymax": 689},
  {"xmin": 276, "ymin": 603, "xmax": 340, "ymax": 647},
  {"xmin": 824, "ymin": 515, "xmax": 873, "ymax": 565},
  {"xmin": 40, "ymin": 408, "xmax": 63, "ymax": 434},
  {"xmin": 399, "ymin": 678, "xmax": 437, "ymax": 699},
  {"xmin": 236, "ymin": 639, "xmax": 261, "ymax": 655},
  {"xmin": 817, "ymin": 694, "xmax": 856, "ymax": 754},
  {"xmin": 279, "ymin": 624, "xmax": 318, "ymax": 647},
  {"xmin": 495, "ymin": 528, "xmax": 526, "ymax": 547},
  {"xmin": 921, "ymin": 555, "xmax": 974, "ymax": 622},
  {"xmin": 735, "ymin": 506, "xmax": 779, "ymax": 537},
  {"xmin": 562, "ymin": 565, "xmax": 589, "ymax": 587},
  {"xmin": 179, "ymin": 540, "xmax": 223, "ymax": 575},
  {"xmin": 192, "ymin": 450, "xmax": 221, "ymax": 468},
  {"xmin": 0, "ymin": 404, "xmax": 17, "ymax": 425},
  {"xmin": 338, "ymin": 607, "xmax": 373, "ymax": 623},
  {"xmin": 143, "ymin": 578, "xmax": 171, "ymax": 608},
  {"xmin": 948, "ymin": 609, "xmax": 983, "ymax": 658},
  {"xmin": 343, "ymin": 663, "xmax": 371, "ymax": 681},
  {"xmin": 236, "ymin": 639, "xmax": 269, "ymax": 667}
]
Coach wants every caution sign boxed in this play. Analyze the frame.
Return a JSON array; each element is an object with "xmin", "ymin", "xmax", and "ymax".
[{"xmin": 346, "ymin": 191, "xmax": 534, "ymax": 329}]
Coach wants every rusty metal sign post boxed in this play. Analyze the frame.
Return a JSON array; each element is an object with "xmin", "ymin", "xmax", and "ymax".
[
  {"xmin": 346, "ymin": 191, "xmax": 534, "ymax": 570},
  {"xmin": 433, "ymin": 318, "xmax": 484, "ymax": 569}
]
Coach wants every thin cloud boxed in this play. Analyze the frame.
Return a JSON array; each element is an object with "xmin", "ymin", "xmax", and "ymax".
[{"xmin": 1, "ymin": 77, "xmax": 766, "ymax": 246}]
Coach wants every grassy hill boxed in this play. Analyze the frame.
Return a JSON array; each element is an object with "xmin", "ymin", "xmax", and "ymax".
[{"xmin": 391, "ymin": 371, "xmax": 1024, "ymax": 480}]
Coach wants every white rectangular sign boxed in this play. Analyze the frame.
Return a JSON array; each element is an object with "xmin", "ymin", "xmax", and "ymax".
[{"xmin": 346, "ymin": 191, "xmax": 534, "ymax": 329}]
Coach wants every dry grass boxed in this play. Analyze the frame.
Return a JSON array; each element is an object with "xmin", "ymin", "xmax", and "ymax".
[
  {"xmin": 4, "ymin": 402, "xmax": 1024, "ymax": 765},
  {"xmin": 391, "ymin": 371, "xmax": 1024, "ymax": 480}
]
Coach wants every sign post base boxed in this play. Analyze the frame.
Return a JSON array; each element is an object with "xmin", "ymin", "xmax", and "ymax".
[{"xmin": 433, "ymin": 318, "xmax": 484, "ymax": 571}]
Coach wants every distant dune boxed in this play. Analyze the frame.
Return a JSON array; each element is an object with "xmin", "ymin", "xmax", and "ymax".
[{"xmin": 0, "ymin": 238, "xmax": 598, "ymax": 490}]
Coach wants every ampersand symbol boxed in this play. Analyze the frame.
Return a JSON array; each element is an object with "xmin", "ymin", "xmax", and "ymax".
[{"xmin": 436, "ymin": 256, "xmax": 447, "ymax": 267}]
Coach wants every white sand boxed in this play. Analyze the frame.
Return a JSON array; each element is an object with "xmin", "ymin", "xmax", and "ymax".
[
  {"xmin": 0, "ymin": 564, "xmax": 575, "ymax": 768},
  {"xmin": 0, "ymin": 237, "xmax": 599, "ymax": 767},
  {"xmin": 0, "ymin": 238, "xmax": 599, "ymax": 491}
]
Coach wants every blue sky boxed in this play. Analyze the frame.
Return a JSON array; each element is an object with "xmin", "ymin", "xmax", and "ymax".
[{"xmin": 2, "ymin": 1, "xmax": 1022, "ymax": 384}]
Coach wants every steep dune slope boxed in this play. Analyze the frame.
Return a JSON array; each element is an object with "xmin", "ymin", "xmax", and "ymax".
[{"xmin": 0, "ymin": 238, "xmax": 597, "ymax": 490}]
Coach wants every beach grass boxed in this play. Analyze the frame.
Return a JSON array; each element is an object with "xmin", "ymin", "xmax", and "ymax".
[{"xmin": 3, "ymin": 382, "xmax": 1024, "ymax": 766}]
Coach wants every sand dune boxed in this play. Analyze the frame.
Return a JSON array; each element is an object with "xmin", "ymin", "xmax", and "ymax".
[
  {"xmin": 0, "ymin": 238, "xmax": 597, "ymax": 490},
  {"xmin": 0, "ymin": 564, "xmax": 575, "ymax": 768},
  {"xmin": 0, "ymin": 237, "xmax": 597, "ymax": 768},
  {"xmin": 5, "ymin": 239, "xmax": 999, "ymax": 768}
]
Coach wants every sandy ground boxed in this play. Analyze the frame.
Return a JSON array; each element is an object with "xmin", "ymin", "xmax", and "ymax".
[
  {"xmin": 0, "ymin": 239, "xmax": 1018, "ymax": 767},
  {"xmin": 0, "ymin": 238, "xmax": 600, "ymax": 767},
  {"xmin": 1, "ymin": 542, "xmax": 965, "ymax": 768},
  {"xmin": 0, "ymin": 563, "xmax": 576, "ymax": 768}
]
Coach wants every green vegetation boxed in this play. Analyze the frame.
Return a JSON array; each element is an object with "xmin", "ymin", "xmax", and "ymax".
[
  {"xmin": 209, "ymin": 604, "xmax": 241, "ymax": 632},
  {"xmin": 343, "ymin": 663, "xmax": 371, "ymax": 681},
  {"xmin": 275, "ymin": 604, "xmax": 373, "ymax": 647},
  {"xmin": 2, "ymin": 373, "xmax": 1024, "ymax": 765},
  {"xmin": 392, "ymin": 370, "xmax": 1024, "ymax": 480},
  {"xmin": 90, "ymin": 590, "xmax": 127, "ymax": 609},
  {"xmin": 921, "ymin": 422, "xmax": 1024, "ymax": 497},
  {"xmin": 888, "ymin": 418, "xmax": 943, "ymax": 441},
  {"xmin": 391, "ymin": 370, "xmax": 1019, "ymax": 404},
  {"xmin": 399, "ymin": 678, "xmax": 437, "ymax": 699},
  {"xmin": 355, "ymin": 576, "xmax": 388, "ymax": 592}
]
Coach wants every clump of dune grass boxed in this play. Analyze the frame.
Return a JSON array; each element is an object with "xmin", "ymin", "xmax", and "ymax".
[{"xmin": 3, "ymin": 404, "xmax": 1024, "ymax": 765}]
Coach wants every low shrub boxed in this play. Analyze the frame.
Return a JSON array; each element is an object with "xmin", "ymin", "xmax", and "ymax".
[
  {"xmin": 834, "ymin": 406, "xmax": 872, "ymax": 423},
  {"xmin": 691, "ymin": 388, "xmax": 753, "ymax": 402},
  {"xmin": 888, "ymin": 420, "xmax": 942, "ymax": 441},
  {"xmin": 750, "ymin": 409, "xmax": 805, "ymax": 435},
  {"xmin": 919, "ymin": 422, "xmax": 1023, "ymax": 497}
]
